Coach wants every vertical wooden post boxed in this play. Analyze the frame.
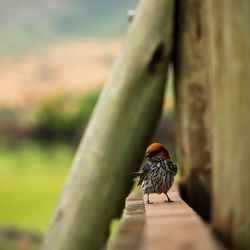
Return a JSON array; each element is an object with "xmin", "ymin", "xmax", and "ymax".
[
  {"xmin": 42, "ymin": 0, "xmax": 175, "ymax": 249},
  {"xmin": 174, "ymin": 0, "xmax": 212, "ymax": 220},
  {"xmin": 208, "ymin": 0, "xmax": 250, "ymax": 248}
]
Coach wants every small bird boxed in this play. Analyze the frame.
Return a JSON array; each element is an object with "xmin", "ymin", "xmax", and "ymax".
[{"xmin": 133, "ymin": 143, "xmax": 177, "ymax": 204}]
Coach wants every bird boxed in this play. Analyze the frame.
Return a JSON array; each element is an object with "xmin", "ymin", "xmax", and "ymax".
[{"xmin": 133, "ymin": 143, "xmax": 177, "ymax": 204}]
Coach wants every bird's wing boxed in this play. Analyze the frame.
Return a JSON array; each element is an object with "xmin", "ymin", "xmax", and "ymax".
[
  {"xmin": 167, "ymin": 159, "xmax": 178, "ymax": 176},
  {"xmin": 138, "ymin": 162, "xmax": 151, "ymax": 186}
]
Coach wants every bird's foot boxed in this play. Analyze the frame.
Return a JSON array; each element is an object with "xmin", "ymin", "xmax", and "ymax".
[
  {"xmin": 165, "ymin": 194, "xmax": 174, "ymax": 203},
  {"xmin": 146, "ymin": 201, "xmax": 153, "ymax": 204},
  {"xmin": 165, "ymin": 199, "xmax": 174, "ymax": 203}
]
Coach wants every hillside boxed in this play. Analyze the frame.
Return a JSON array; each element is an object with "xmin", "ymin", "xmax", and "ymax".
[
  {"xmin": 0, "ymin": 38, "xmax": 122, "ymax": 108},
  {"xmin": 0, "ymin": 0, "xmax": 137, "ymax": 58}
]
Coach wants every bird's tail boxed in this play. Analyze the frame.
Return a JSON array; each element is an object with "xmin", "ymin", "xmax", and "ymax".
[
  {"xmin": 132, "ymin": 177, "xmax": 140, "ymax": 182},
  {"xmin": 130, "ymin": 172, "xmax": 141, "ymax": 182}
]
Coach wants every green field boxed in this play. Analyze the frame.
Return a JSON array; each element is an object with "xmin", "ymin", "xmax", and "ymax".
[
  {"xmin": 0, "ymin": 141, "xmax": 122, "ymax": 249},
  {"xmin": 0, "ymin": 142, "xmax": 75, "ymax": 234}
]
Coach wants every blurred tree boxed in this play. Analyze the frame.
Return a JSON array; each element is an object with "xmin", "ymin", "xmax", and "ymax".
[{"xmin": 36, "ymin": 92, "xmax": 100, "ymax": 143}]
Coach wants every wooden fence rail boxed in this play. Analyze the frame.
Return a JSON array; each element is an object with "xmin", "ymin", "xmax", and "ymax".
[{"xmin": 111, "ymin": 184, "xmax": 225, "ymax": 250}]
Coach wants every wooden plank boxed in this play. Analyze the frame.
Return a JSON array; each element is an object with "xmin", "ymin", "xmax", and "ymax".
[
  {"xmin": 110, "ymin": 188, "xmax": 145, "ymax": 250},
  {"xmin": 140, "ymin": 184, "xmax": 225, "ymax": 250},
  {"xmin": 111, "ymin": 184, "xmax": 226, "ymax": 250}
]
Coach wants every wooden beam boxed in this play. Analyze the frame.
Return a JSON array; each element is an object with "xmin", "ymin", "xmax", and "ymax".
[
  {"xmin": 208, "ymin": 0, "xmax": 250, "ymax": 248},
  {"xmin": 174, "ymin": 0, "xmax": 212, "ymax": 221}
]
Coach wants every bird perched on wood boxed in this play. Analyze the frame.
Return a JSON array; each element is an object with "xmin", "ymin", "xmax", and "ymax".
[{"xmin": 133, "ymin": 143, "xmax": 177, "ymax": 204}]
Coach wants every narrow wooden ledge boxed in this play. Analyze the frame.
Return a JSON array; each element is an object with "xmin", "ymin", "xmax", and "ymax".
[
  {"xmin": 111, "ymin": 183, "xmax": 226, "ymax": 250},
  {"xmin": 110, "ymin": 188, "xmax": 145, "ymax": 250}
]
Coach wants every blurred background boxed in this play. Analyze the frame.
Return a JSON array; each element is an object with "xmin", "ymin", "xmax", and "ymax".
[{"xmin": 0, "ymin": 0, "xmax": 176, "ymax": 249}]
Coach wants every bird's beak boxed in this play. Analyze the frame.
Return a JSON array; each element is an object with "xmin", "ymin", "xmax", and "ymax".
[{"xmin": 145, "ymin": 152, "xmax": 150, "ymax": 158}]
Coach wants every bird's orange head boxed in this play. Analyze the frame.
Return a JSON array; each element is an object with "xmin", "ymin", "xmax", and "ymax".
[{"xmin": 145, "ymin": 143, "xmax": 170, "ymax": 159}]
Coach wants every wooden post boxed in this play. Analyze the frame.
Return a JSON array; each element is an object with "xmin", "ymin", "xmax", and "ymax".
[
  {"xmin": 42, "ymin": 0, "xmax": 175, "ymax": 249},
  {"xmin": 174, "ymin": 0, "xmax": 212, "ymax": 220},
  {"xmin": 208, "ymin": 0, "xmax": 250, "ymax": 248}
]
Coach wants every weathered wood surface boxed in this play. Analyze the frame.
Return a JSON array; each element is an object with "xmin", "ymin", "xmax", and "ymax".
[
  {"xmin": 42, "ymin": 0, "xmax": 175, "ymax": 249},
  {"xmin": 110, "ymin": 188, "xmax": 145, "ymax": 250},
  {"xmin": 174, "ymin": 0, "xmax": 212, "ymax": 221},
  {"xmin": 208, "ymin": 0, "xmax": 250, "ymax": 248},
  {"xmin": 111, "ymin": 184, "xmax": 225, "ymax": 250}
]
